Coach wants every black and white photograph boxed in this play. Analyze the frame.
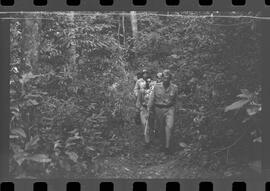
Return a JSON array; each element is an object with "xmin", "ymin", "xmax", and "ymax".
[{"xmin": 9, "ymin": 11, "xmax": 262, "ymax": 179}]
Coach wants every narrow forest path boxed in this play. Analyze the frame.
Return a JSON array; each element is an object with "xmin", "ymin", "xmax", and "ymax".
[{"xmin": 94, "ymin": 124, "xmax": 260, "ymax": 179}]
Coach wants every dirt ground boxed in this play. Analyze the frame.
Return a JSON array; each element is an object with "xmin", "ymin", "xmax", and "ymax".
[{"xmin": 95, "ymin": 126, "xmax": 261, "ymax": 179}]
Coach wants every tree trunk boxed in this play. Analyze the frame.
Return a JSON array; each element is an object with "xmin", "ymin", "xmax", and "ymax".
[
  {"xmin": 23, "ymin": 13, "xmax": 41, "ymax": 72},
  {"xmin": 129, "ymin": 11, "xmax": 138, "ymax": 69},
  {"xmin": 130, "ymin": 11, "xmax": 138, "ymax": 40},
  {"xmin": 122, "ymin": 14, "xmax": 126, "ymax": 47},
  {"xmin": 67, "ymin": 11, "xmax": 77, "ymax": 79}
]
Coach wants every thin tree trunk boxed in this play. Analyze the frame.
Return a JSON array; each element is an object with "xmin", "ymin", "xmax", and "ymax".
[
  {"xmin": 122, "ymin": 14, "xmax": 125, "ymax": 47},
  {"xmin": 67, "ymin": 11, "xmax": 77, "ymax": 79},
  {"xmin": 129, "ymin": 11, "xmax": 138, "ymax": 69},
  {"xmin": 23, "ymin": 13, "xmax": 41, "ymax": 71},
  {"xmin": 130, "ymin": 11, "xmax": 138, "ymax": 40},
  {"xmin": 118, "ymin": 16, "xmax": 121, "ymax": 43}
]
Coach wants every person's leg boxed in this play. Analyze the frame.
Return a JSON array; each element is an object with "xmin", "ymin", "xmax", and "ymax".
[
  {"xmin": 140, "ymin": 107, "xmax": 149, "ymax": 144},
  {"xmin": 155, "ymin": 108, "xmax": 166, "ymax": 148},
  {"xmin": 135, "ymin": 109, "xmax": 141, "ymax": 125},
  {"xmin": 148, "ymin": 109, "xmax": 154, "ymax": 136},
  {"xmin": 135, "ymin": 95, "xmax": 142, "ymax": 125},
  {"xmin": 165, "ymin": 108, "xmax": 175, "ymax": 149},
  {"xmin": 144, "ymin": 117, "xmax": 150, "ymax": 143}
]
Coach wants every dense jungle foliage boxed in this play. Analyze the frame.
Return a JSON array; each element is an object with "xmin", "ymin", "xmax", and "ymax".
[{"xmin": 10, "ymin": 11, "xmax": 262, "ymax": 178}]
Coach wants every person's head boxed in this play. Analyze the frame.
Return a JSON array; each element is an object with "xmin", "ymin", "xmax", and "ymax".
[
  {"xmin": 136, "ymin": 71, "xmax": 143, "ymax": 79},
  {"xmin": 156, "ymin": 72, "xmax": 163, "ymax": 82},
  {"xmin": 142, "ymin": 69, "xmax": 149, "ymax": 80},
  {"xmin": 163, "ymin": 69, "xmax": 172, "ymax": 84},
  {"xmin": 145, "ymin": 78, "xmax": 151, "ymax": 89}
]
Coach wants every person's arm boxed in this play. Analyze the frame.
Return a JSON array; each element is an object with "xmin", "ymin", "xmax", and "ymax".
[
  {"xmin": 136, "ymin": 90, "xmax": 142, "ymax": 109},
  {"xmin": 147, "ymin": 86, "xmax": 155, "ymax": 112},
  {"xmin": 172, "ymin": 85, "xmax": 179, "ymax": 109},
  {"xmin": 133, "ymin": 80, "xmax": 140, "ymax": 97},
  {"xmin": 170, "ymin": 85, "xmax": 178, "ymax": 105}
]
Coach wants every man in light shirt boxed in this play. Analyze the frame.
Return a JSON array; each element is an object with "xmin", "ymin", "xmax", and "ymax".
[{"xmin": 148, "ymin": 69, "xmax": 178, "ymax": 154}]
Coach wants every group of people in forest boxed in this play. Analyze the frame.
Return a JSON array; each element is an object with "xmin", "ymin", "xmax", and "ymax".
[{"xmin": 134, "ymin": 69, "xmax": 178, "ymax": 155}]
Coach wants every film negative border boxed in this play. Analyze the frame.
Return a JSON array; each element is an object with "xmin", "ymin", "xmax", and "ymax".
[
  {"xmin": 1, "ymin": 181, "xmax": 270, "ymax": 191},
  {"xmin": 0, "ymin": 1, "xmax": 269, "ymax": 191},
  {"xmin": 1, "ymin": 0, "xmax": 265, "ymax": 7},
  {"xmin": 0, "ymin": 0, "xmax": 268, "ymax": 10}
]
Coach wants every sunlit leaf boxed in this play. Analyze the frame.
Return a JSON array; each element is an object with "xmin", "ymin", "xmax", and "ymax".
[
  {"xmin": 13, "ymin": 152, "xmax": 28, "ymax": 166},
  {"xmin": 11, "ymin": 128, "xmax": 26, "ymax": 138},
  {"xmin": 65, "ymin": 151, "xmax": 79, "ymax": 163},
  {"xmin": 10, "ymin": 89, "xmax": 16, "ymax": 95},
  {"xmin": 25, "ymin": 135, "xmax": 40, "ymax": 150},
  {"xmin": 86, "ymin": 146, "xmax": 95, "ymax": 151},
  {"xmin": 240, "ymin": 89, "xmax": 250, "ymax": 95},
  {"xmin": 27, "ymin": 99, "xmax": 39, "ymax": 106},
  {"xmin": 242, "ymin": 117, "xmax": 250, "ymax": 123},
  {"xmin": 19, "ymin": 72, "xmax": 36, "ymax": 84},
  {"xmin": 179, "ymin": 142, "xmax": 188, "ymax": 148},
  {"xmin": 68, "ymin": 129, "xmax": 77, "ymax": 134},
  {"xmin": 224, "ymin": 99, "xmax": 249, "ymax": 112},
  {"xmin": 27, "ymin": 154, "xmax": 51, "ymax": 163},
  {"xmin": 237, "ymin": 94, "xmax": 250, "ymax": 99},
  {"xmin": 253, "ymin": 136, "xmax": 262, "ymax": 143},
  {"xmin": 10, "ymin": 143, "xmax": 23, "ymax": 153},
  {"xmin": 246, "ymin": 105, "xmax": 260, "ymax": 116}
]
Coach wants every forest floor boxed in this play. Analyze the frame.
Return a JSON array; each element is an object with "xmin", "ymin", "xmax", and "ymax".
[{"xmin": 95, "ymin": 124, "xmax": 261, "ymax": 179}]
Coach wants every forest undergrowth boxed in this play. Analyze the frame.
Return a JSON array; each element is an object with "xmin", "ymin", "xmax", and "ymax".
[{"xmin": 9, "ymin": 12, "xmax": 262, "ymax": 178}]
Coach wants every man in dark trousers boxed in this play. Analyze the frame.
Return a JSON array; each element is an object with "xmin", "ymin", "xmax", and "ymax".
[{"xmin": 147, "ymin": 69, "xmax": 178, "ymax": 154}]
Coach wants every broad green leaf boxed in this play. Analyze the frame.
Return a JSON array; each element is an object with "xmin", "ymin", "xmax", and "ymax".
[
  {"xmin": 19, "ymin": 72, "xmax": 36, "ymax": 84},
  {"xmin": 86, "ymin": 146, "xmax": 95, "ymax": 151},
  {"xmin": 10, "ymin": 106, "xmax": 19, "ymax": 112},
  {"xmin": 68, "ymin": 129, "xmax": 78, "ymax": 134},
  {"xmin": 10, "ymin": 143, "xmax": 23, "ymax": 153},
  {"xmin": 11, "ymin": 128, "xmax": 26, "ymax": 138},
  {"xmin": 246, "ymin": 105, "xmax": 261, "ymax": 116},
  {"xmin": 27, "ymin": 99, "xmax": 39, "ymax": 106},
  {"xmin": 224, "ymin": 99, "xmax": 249, "ymax": 112},
  {"xmin": 237, "ymin": 94, "xmax": 250, "ymax": 99},
  {"xmin": 253, "ymin": 136, "xmax": 262, "ymax": 143},
  {"xmin": 237, "ymin": 89, "xmax": 253, "ymax": 99},
  {"xmin": 24, "ymin": 94, "xmax": 42, "ymax": 99},
  {"xmin": 27, "ymin": 154, "xmax": 51, "ymax": 163},
  {"xmin": 179, "ymin": 142, "xmax": 188, "ymax": 148},
  {"xmin": 242, "ymin": 117, "xmax": 250, "ymax": 123},
  {"xmin": 240, "ymin": 89, "xmax": 250, "ymax": 96},
  {"xmin": 10, "ymin": 89, "xmax": 16, "ymax": 95},
  {"xmin": 65, "ymin": 151, "xmax": 79, "ymax": 163},
  {"xmin": 65, "ymin": 135, "xmax": 81, "ymax": 144},
  {"xmin": 25, "ymin": 135, "xmax": 40, "ymax": 151},
  {"xmin": 13, "ymin": 152, "xmax": 28, "ymax": 166},
  {"xmin": 10, "ymin": 135, "xmax": 19, "ymax": 139}
]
